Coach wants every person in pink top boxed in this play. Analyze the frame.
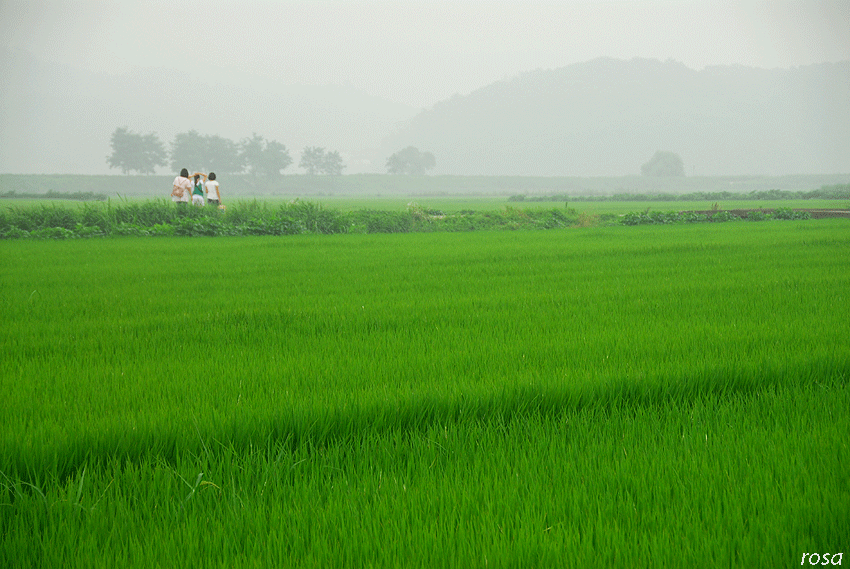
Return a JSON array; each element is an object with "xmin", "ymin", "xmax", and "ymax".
[{"xmin": 171, "ymin": 168, "xmax": 192, "ymax": 205}]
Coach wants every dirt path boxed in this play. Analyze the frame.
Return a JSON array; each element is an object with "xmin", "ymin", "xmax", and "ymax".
[{"xmin": 681, "ymin": 208, "xmax": 850, "ymax": 219}]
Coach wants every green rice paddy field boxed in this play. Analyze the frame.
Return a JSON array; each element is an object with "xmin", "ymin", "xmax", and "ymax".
[{"xmin": 1, "ymin": 220, "xmax": 849, "ymax": 567}]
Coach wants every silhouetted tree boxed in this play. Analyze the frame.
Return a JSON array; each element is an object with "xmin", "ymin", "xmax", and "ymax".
[
  {"xmin": 322, "ymin": 150, "xmax": 345, "ymax": 175},
  {"xmin": 239, "ymin": 133, "xmax": 265, "ymax": 175},
  {"xmin": 641, "ymin": 151, "xmax": 685, "ymax": 177},
  {"xmin": 204, "ymin": 134, "xmax": 244, "ymax": 175},
  {"xmin": 168, "ymin": 131, "xmax": 243, "ymax": 174},
  {"xmin": 107, "ymin": 127, "xmax": 167, "ymax": 174},
  {"xmin": 299, "ymin": 147, "xmax": 346, "ymax": 175},
  {"xmin": 386, "ymin": 146, "xmax": 436, "ymax": 175},
  {"xmin": 241, "ymin": 133, "xmax": 292, "ymax": 177},
  {"xmin": 169, "ymin": 130, "xmax": 207, "ymax": 172},
  {"xmin": 299, "ymin": 146, "xmax": 325, "ymax": 175}
]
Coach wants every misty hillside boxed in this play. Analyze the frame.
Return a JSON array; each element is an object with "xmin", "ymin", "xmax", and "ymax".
[
  {"xmin": 382, "ymin": 57, "xmax": 850, "ymax": 176},
  {"xmin": 3, "ymin": 50, "xmax": 848, "ymax": 178},
  {"xmin": 0, "ymin": 47, "xmax": 417, "ymax": 175}
]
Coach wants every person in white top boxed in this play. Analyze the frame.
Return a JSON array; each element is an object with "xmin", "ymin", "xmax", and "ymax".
[
  {"xmin": 171, "ymin": 168, "xmax": 192, "ymax": 204},
  {"xmin": 205, "ymin": 172, "xmax": 222, "ymax": 208}
]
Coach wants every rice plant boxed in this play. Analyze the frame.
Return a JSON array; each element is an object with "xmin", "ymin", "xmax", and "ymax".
[{"xmin": 1, "ymin": 221, "xmax": 847, "ymax": 567}]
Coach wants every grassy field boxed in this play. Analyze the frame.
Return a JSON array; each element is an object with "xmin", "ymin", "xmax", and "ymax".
[
  {"xmin": 11, "ymin": 195, "xmax": 842, "ymax": 211},
  {"xmin": 1, "ymin": 220, "xmax": 848, "ymax": 567}
]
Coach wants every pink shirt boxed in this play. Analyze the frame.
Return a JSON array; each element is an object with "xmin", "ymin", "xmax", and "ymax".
[{"xmin": 171, "ymin": 176, "xmax": 192, "ymax": 202}]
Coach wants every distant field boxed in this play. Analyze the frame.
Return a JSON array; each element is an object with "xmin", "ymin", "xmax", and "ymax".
[
  {"xmin": 2, "ymin": 172, "xmax": 848, "ymax": 200},
  {"xmin": 2, "ymin": 221, "xmax": 848, "ymax": 567},
  {"xmin": 2, "ymin": 195, "xmax": 846, "ymax": 216}
]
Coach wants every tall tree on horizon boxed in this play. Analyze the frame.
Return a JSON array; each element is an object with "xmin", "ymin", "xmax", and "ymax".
[
  {"xmin": 641, "ymin": 151, "xmax": 685, "ymax": 177},
  {"xmin": 204, "ymin": 134, "xmax": 244, "ymax": 175},
  {"xmin": 299, "ymin": 147, "xmax": 346, "ymax": 175},
  {"xmin": 386, "ymin": 146, "xmax": 436, "ymax": 175},
  {"xmin": 241, "ymin": 134, "xmax": 293, "ymax": 177},
  {"xmin": 299, "ymin": 146, "xmax": 325, "ymax": 175},
  {"xmin": 106, "ymin": 127, "xmax": 167, "ymax": 174},
  {"xmin": 169, "ymin": 130, "xmax": 208, "ymax": 173}
]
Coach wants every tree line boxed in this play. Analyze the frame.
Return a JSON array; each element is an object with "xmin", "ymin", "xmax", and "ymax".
[
  {"xmin": 509, "ymin": 185, "xmax": 850, "ymax": 203},
  {"xmin": 107, "ymin": 128, "xmax": 437, "ymax": 176},
  {"xmin": 107, "ymin": 128, "xmax": 344, "ymax": 177}
]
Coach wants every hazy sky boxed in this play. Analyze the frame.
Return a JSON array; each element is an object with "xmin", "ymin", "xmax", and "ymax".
[{"xmin": 2, "ymin": 0, "xmax": 849, "ymax": 108}]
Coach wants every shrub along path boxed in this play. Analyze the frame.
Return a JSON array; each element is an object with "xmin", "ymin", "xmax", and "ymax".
[
  {"xmin": 680, "ymin": 207, "xmax": 850, "ymax": 219},
  {"xmin": 2, "ymin": 200, "xmax": 847, "ymax": 238}
]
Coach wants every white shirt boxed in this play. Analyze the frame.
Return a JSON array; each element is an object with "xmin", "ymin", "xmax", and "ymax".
[{"xmin": 205, "ymin": 180, "xmax": 220, "ymax": 201}]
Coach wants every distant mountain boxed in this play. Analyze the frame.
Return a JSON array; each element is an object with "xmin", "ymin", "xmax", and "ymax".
[
  {"xmin": 0, "ymin": 47, "xmax": 417, "ymax": 175},
  {"xmin": 3, "ymin": 51, "xmax": 848, "ymax": 177},
  {"xmin": 381, "ymin": 57, "xmax": 850, "ymax": 176}
]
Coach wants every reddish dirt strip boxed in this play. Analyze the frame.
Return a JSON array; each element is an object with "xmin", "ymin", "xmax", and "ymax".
[{"xmin": 680, "ymin": 209, "xmax": 850, "ymax": 219}]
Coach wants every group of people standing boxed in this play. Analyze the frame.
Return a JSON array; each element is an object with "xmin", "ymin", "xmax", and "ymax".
[{"xmin": 171, "ymin": 168, "xmax": 223, "ymax": 208}]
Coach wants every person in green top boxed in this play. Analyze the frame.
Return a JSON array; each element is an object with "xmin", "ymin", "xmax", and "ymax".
[{"xmin": 191, "ymin": 173, "xmax": 206, "ymax": 206}]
